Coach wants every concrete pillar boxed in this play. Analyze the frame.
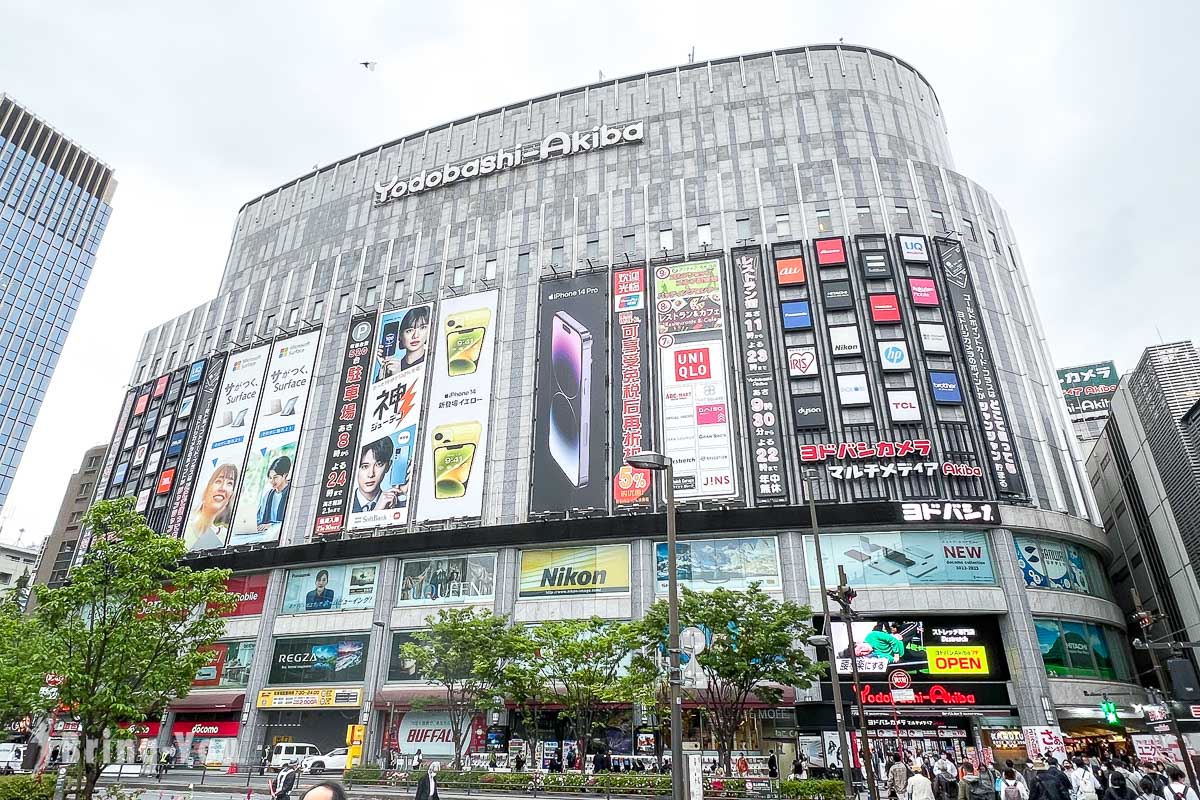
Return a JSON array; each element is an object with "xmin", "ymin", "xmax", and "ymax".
[
  {"xmin": 238, "ymin": 567, "xmax": 287, "ymax": 768},
  {"xmin": 363, "ymin": 557, "xmax": 399, "ymax": 765},
  {"xmin": 991, "ymin": 527, "xmax": 1057, "ymax": 727}
]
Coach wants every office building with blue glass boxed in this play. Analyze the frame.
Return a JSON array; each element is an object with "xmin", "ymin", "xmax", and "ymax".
[{"xmin": 0, "ymin": 94, "xmax": 116, "ymax": 511}]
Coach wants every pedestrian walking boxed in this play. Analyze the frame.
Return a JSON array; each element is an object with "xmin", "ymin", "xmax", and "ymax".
[
  {"xmin": 1161, "ymin": 766, "xmax": 1200, "ymax": 800},
  {"xmin": 271, "ymin": 759, "xmax": 300, "ymax": 800},
  {"xmin": 416, "ymin": 761, "xmax": 442, "ymax": 800},
  {"xmin": 1102, "ymin": 771, "xmax": 1137, "ymax": 800},
  {"xmin": 301, "ymin": 782, "xmax": 349, "ymax": 800},
  {"xmin": 889, "ymin": 758, "xmax": 909, "ymax": 800},
  {"xmin": 1029, "ymin": 760, "xmax": 1073, "ymax": 800},
  {"xmin": 909, "ymin": 761, "xmax": 936, "ymax": 800},
  {"xmin": 1002, "ymin": 769, "xmax": 1032, "ymax": 800}
]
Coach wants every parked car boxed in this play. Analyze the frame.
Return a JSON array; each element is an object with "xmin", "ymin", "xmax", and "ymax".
[
  {"xmin": 302, "ymin": 747, "xmax": 349, "ymax": 774},
  {"xmin": 269, "ymin": 742, "xmax": 321, "ymax": 771}
]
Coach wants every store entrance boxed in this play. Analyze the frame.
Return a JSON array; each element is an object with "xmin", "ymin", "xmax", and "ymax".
[{"xmin": 260, "ymin": 709, "xmax": 359, "ymax": 758}]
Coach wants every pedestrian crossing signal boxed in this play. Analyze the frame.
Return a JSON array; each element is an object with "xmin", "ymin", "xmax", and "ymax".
[{"xmin": 1101, "ymin": 699, "xmax": 1120, "ymax": 725}]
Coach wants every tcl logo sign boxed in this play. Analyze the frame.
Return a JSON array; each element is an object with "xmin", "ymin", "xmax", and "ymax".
[{"xmin": 674, "ymin": 348, "xmax": 711, "ymax": 381}]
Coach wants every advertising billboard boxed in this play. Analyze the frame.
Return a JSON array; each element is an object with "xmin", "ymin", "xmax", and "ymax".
[
  {"xmin": 611, "ymin": 267, "xmax": 654, "ymax": 508},
  {"xmin": 898, "ymin": 235, "xmax": 930, "ymax": 263},
  {"xmin": 934, "ymin": 239, "xmax": 1027, "ymax": 497},
  {"xmin": 1014, "ymin": 535, "xmax": 1103, "ymax": 595},
  {"xmin": 228, "ymin": 330, "xmax": 322, "ymax": 545},
  {"xmin": 822, "ymin": 280, "xmax": 854, "ymax": 310},
  {"xmin": 732, "ymin": 248, "xmax": 789, "ymax": 503},
  {"xmin": 216, "ymin": 572, "xmax": 269, "ymax": 617},
  {"xmin": 929, "ymin": 371, "xmax": 963, "ymax": 404},
  {"xmin": 909, "ymin": 278, "xmax": 940, "ymax": 306},
  {"xmin": 787, "ymin": 347, "xmax": 819, "ymax": 378},
  {"xmin": 869, "ymin": 294, "xmax": 901, "ymax": 323},
  {"xmin": 775, "ymin": 255, "xmax": 806, "ymax": 286},
  {"xmin": 918, "ymin": 323, "xmax": 952, "ymax": 354},
  {"xmin": 387, "ymin": 631, "xmax": 426, "ymax": 681},
  {"xmin": 1056, "ymin": 361, "xmax": 1119, "ymax": 420},
  {"xmin": 193, "ymin": 641, "xmax": 256, "ymax": 689},
  {"xmin": 653, "ymin": 259, "xmax": 737, "ymax": 499},
  {"xmin": 815, "ymin": 237, "xmax": 847, "ymax": 266},
  {"xmin": 887, "ymin": 390, "xmax": 922, "ymax": 422},
  {"xmin": 518, "ymin": 544, "xmax": 631, "ymax": 598},
  {"xmin": 860, "ymin": 249, "xmax": 892, "ymax": 279},
  {"xmin": 267, "ymin": 634, "xmax": 370, "ymax": 685},
  {"xmin": 531, "ymin": 273, "xmax": 609, "ymax": 513},
  {"xmin": 781, "ymin": 301, "xmax": 812, "ymax": 330},
  {"xmin": 281, "ymin": 562, "xmax": 379, "ymax": 613},
  {"xmin": 416, "ymin": 290, "xmax": 500, "ymax": 521},
  {"xmin": 793, "ymin": 395, "xmax": 828, "ymax": 429},
  {"xmin": 878, "ymin": 341, "xmax": 912, "ymax": 372},
  {"xmin": 804, "ymin": 530, "xmax": 995, "ymax": 589},
  {"xmin": 827, "ymin": 616, "xmax": 1006, "ymax": 681},
  {"xmin": 837, "ymin": 374, "xmax": 870, "ymax": 406},
  {"xmin": 163, "ymin": 355, "xmax": 223, "ymax": 539},
  {"xmin": 397, "ymin": 553, "xmax": 497, "ymax": 605},
  {"xmin": 655, "ymin": 536, "xmax": 781, "ymax": 592},
  {"xmin": 829, "ymin": 325, "xmax": 861, "ymax": 356},
  {"xmin": 349, "ymin": 304, "xmax": 432, "ymax": 531},
  {"xmin": 182, "ymin": 346, "xmax": 270, "ymax": 552},
  {"xmin": 312, "ymin": 313, "xmax": 377, "ymax": 537}
]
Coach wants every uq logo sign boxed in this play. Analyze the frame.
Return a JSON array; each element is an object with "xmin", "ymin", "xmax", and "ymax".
[{"xmin": 374, "ymin": 121, "xmax": 644, "ymax": 205}]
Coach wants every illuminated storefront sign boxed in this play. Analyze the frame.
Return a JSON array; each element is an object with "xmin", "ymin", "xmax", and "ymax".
[{"xmin": 375, "ymin": 122, "xmax": 644, "ymax": 205}]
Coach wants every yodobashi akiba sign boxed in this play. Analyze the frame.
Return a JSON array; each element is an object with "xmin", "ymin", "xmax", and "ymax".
[{"xmin": 374, "ymin": 121, "xmax": 644, "ymax": 206}]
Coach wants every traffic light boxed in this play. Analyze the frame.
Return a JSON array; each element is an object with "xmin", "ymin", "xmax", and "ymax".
[{"xmin": 1101, "ymin": 698, "xmax": 1120, "ymax": 725}]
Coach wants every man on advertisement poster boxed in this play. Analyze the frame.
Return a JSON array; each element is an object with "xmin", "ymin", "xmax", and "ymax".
[
  {"xmin": 229, "ymin": 331, "xmax": 322, "ymax": 546},
  {"xmin": 350, "ymin": 303, "xmax": 432, "ymax": 530},
  {"xmin": 256, "ymin": 456, "xmax": 292, "ymax": 529},
  {"xmin": 531, "ymin": 273, "xmax": 609, "ymax": 514}
]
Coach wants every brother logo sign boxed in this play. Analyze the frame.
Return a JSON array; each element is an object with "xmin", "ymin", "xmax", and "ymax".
[{"xmin": 374, "ymin": 121, "xmax": 644, "ymax": 205}]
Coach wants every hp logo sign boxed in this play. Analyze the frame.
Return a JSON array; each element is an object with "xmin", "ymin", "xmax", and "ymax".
[{"xmin": 883, "ymin": 345, "xmax": 906, "ymax": 365}]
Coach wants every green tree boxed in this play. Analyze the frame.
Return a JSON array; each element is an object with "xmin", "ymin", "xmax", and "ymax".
[
  {"xmin": 30, "ymin": 498, "xmax": 234, "ymax": 800},
  {"xmin": 531, "ymin": 618, "xmax": 655, "ymax": 767},
  {"xmin": 0, "ymin": 584, "xmax": 48, "ymax": 727},
  {"xmin": 639, "ymin": 584, "xmax": 823, "ymax": 772},
  {"xmin": 398, "ymin": 607, "xmax": 521, "ymax": 769},
  {"xmin": 499, "ymin": 629, "xmax": 552, "ymax": 766}
]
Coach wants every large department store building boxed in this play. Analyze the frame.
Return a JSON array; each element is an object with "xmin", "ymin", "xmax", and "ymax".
[{"xmin": 88, "ymin": 45, "xmax": 1150, "ymax": 767}]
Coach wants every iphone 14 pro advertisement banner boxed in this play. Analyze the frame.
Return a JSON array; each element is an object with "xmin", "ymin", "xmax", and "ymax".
[
  {"xmin": 415, "ymin": 290, "xmax": 500, "ymax": 522},
  {"xmin": 530, "ymin": 273, "xmax": 609, "ymax": 513}
]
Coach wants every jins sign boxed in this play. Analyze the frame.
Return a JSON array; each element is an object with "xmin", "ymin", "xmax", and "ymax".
[{"xmin": 374, "ymin": 121, "xmax": 644, "ymax": 205}]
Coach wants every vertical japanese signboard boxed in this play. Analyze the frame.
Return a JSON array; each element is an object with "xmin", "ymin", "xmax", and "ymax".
[
  {"xmin": 653, "ymin": 259, "xmax": 737, "ymax": 500},
  {"xmin": 165, "ymin": 353, "xmax": 227, "ymax": 540},
  {"xmin": 612, "ymin": 267, "xmax": 653, "ymax": 509},
  {"xmin": 415, "ymin": 290, "xmax": 500, "ymax": 522},
  {"xmin": 182, "ymin": 345, "xmax": 271, "ymax": 551},
  {"xmin": 227, "ymin": 330, "xmax": 322, "ymax": 545},
  {"xmin": 934, "ymin": 239, "xmax": 1026, "ymax": 498},
  {"xmin": 313, "ymin": 314, "xmax": 376, "ymax": 537},
  {"xmin": 731, "ymin": 248, "xmax": 788, "ymax": 504},
  {"xmin": 350, "ymin": 304, "xmax": 432, "ymax": 531},
  {"xmin": 530, "ymin": 274, "xmax": 609, "ymax": 514}
]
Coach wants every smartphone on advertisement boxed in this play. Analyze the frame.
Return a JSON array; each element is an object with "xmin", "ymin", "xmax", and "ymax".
[
  {"xmin": 381, "ymin": 320, "xmax": 399, "ymax": 358},
  {"xmin": 549, "ymin": 311, "xmax": 593, "ymax": 487},
  {"xmin": 432, "ymin": 421, "xmax": 482, "ymax": 498},
  {"xmin": 445, "ymin": 308, "xmax": 492, "ymax": 376}
]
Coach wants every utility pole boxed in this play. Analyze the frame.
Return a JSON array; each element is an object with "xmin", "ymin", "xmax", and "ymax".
[
  {"xmin": 831, "ymin": 564, "xmax": 880, "ymax": 800},
  {"xmin": 805, "ymin": 470, "xmax": 855, "ymax": 800},
  {"xmin": 1132, "ymin": 587, "xmax": 1199, "ymax": 788}
]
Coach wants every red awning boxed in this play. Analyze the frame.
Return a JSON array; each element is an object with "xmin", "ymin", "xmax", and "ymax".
[
  {"xmin": 374, "ymin": 687, "xmax": 446, "ymax": 707},
  {"xmin": 169, "ymin": 692, "xmax": 245, "ymax": 711}
]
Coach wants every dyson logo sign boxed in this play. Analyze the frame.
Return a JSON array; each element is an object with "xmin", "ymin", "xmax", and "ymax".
[{"xmin": 374, "ymin": 121, "xmax": 644, "ymax": 205}]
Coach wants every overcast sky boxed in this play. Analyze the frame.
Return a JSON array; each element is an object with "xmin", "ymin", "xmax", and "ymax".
[{"xmin": 1, "ymin": 0, "xmax": 1196, "ymax": 548}]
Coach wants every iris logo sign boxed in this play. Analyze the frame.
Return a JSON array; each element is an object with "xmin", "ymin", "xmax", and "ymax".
[{"xmin": 929, "ymin": 371, "xmax": 963, "ymax": 404}]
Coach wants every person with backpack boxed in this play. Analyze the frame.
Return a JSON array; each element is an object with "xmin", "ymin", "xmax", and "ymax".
[
  {"xmin": 1031, "ymin": 760, "xmax": 1074, "ymax": 800},
  {"xmin": 936, "ymin": 758, "xmax": 960, "ymax": 800},
  {"xmin": 959, "ymin": 762, "xmax": 997, "ymax": 800},
  {"xmin": 1103, "ymin": 771, "xmax": 1137, "ymax": 800},
  {"xmin": 1071, "ymin": 759, "xmax": 1103, "ymax": 800},
  {"xmin": 1003, "ymin": 769, "xmax": 1032, "ymax": 800},
  {"xmin": 1160, "ymin": 766, "xmax": 1200, "ymax": 800},
  {"xmin": 909, "ymin": 760, "xmax": 937, "ymax": 800}
]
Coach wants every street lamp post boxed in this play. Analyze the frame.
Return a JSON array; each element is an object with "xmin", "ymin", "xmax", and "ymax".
[
  {"xmin": 627, "ymin": 451, "xmax": 686, "ymax": 800},
  {"xmin": 805, "ymin": 470, "xmax": 855, "ymax": 800}
]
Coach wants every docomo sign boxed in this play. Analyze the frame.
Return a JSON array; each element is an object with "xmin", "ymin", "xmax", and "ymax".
[{"xmin": 375, "ymin": 121, "xmax": 644, "ymax": 205}]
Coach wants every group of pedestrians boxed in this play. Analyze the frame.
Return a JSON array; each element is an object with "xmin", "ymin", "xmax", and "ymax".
[{"xmin": 886, "ymin": 751, "xmax": 1200, "ymax": 800}]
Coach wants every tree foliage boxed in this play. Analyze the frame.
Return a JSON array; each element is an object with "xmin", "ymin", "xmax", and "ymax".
[
  {"xmin": 527, "ymin": 618, "xmax": 655, "ymax": 765},
  {"xmin": 398, "ymin": 607, "xmax": 522, "ymax": 769},
  {"xmin": 639, "ymin": 584, "xmax": 823, "ymax": 772},
  {"xmin": 29, "ymin": 498, "xmax": 234, "ymax": 800},
  {"xmin": 0, "ymin": 585, "xmax": 47, "ymax": 726}
]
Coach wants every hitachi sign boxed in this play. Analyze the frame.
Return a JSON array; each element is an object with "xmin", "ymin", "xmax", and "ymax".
[{"xmin": 374, "ymin": 121, "xmax": 644, "ymax": 205}]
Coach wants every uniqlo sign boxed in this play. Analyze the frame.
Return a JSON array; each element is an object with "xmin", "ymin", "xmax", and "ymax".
[
  {"xmin": 775, "ymin": 256, "xmax": 806, "ymax": 285},
  {"xmin": 815, "ymin": 237, "xmax": 847, "ymax": 266},
  {"xmin": 674, "ymin": 347, "xmax": 711, "ymax": 381},
  {"xmin": 869, "ymin": 294, "xmax": 902, "ymax": 323}
]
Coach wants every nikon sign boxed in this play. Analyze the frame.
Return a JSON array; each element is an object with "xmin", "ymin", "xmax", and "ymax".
[
  {"xmin": 518, "ymin": 544, "xmax": 631, "ymax": 598},
  {"xmin": 374, "ymin": 121, "xmax": 644, "ymax": 206}
]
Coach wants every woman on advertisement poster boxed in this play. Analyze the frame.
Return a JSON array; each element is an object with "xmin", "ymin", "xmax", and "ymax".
[
  {"xmin": 185, "ymin": 463, "xmax": 239, "ymax": 551},
  {"xmin": 377, "ymin": 306, "xmax": 431, "ymax": 378}
]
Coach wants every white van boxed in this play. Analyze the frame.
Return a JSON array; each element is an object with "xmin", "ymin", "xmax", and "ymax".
[
  {"xmin": 269, "ymin": 742, "xmax": 321, "ymax": 771},
  {"xmin": 0, "ymin": 743, "xmax": 25, "ymax": 771}
]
